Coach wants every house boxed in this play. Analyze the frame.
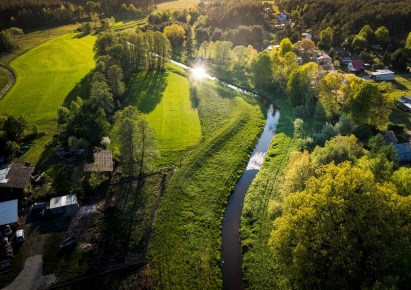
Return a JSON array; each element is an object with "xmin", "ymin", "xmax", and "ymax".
[
  {"xmin": 84, "ymin": 150, "xmax": 113, "ymax": 173},
  {"xmin": 330, "ymin": 47, "xmax": 352, "ymax": 65},
  {"xmin": 394, "ymin": 143, "xmax": 411, "ymax": 162},
  {"xmin": 370, "ymin": 69, "xmax": 395, "ymax": 81},
  {"xmin": 315, "ymin": 53, "xmax": 338, "ymax": 73},
  {"xmin": 0, "ymin": 199, "xmax": 18, "ymax": 226},
  {"xmin": 276, "ymin": 13, "xmax": 287, "ymax": 22},
  {"xmin": 348, "ymin": 59, "xmax": 365, "ymax": 72},
  {"xmin": 47, "ymin": 194, "xmax": 78, "ymax": 215},
  {"xmin": 0, "ymin": 163, "xmax": 34, "ymax": 202},
  {"xmin": 301, "ymin": 32, "xmax": 312, "ymax": 40},
  {"xmin": 395, "ymin": 96, "xmax": 411, "ymax": 112}
]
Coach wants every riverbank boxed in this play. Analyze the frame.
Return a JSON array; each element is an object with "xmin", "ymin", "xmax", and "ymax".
[{"xmin": 241, "ymin": 98, "xmax": 298, "ymax": 289}]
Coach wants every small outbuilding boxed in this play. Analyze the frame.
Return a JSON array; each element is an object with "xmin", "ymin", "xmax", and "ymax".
[
  {"xmin": 0, "ymin": 163, "xmax": 34, "ymax": 202},
  {"xmin": 394, "ymin": 143, "xmax": 411, "ymax": 162},
  {"xmin": 0, "ymin": 199, "xmax": 18, "ymax": 226},
  {"xmin": 48, "ymin": 194, "xmax": 78, "ymax": 215},
  {"xmin": 348, "ymin": 59, "xmax": 365, "ymax": 72},
  {"xmin": 84, "ymin": 150, "xmax": 113, "ymax": 173},
  {"xmin": 396, "ymin": 96, "xmax": 411, "ymax": 112},
  {"xmin": 370, "ymin": 69, "xmax": 395, "ymax": 81}
]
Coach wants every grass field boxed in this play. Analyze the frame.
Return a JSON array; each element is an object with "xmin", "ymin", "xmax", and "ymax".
[
  {"xmin": 147, "ymin": 77, "xmax": 266, "ymax": 288},
  {"xmin": 155, "ymin": 0, "xmax": 199, "ymax": 10},
  {"xmin": 0, "ymin": 33, "xmax": 96, "ymax": 165},
  {"xmin": 125, "ymin": 69, "xmax": 202, "ymax": 157},
  {"xmin": 241, "ymin": 98, "xmax": 298, "ymax": 289}
]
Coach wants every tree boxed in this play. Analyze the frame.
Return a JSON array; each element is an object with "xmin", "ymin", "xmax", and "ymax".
[
  {"xmin": 278, "ymin": 37, "xmax": 293, "ymax": 57},
  {"xmin": 107, "ymin": 65, "xmax": 125, "ymax": 97},
  {"xmin": 270, "ymin": 162, "xmax": 411, "ymax": 289},
  {"xmin": 358, "ymin": 24, "xmax": 374, "ymax": 43},
  {"xmin": 163, "ymin": 24, "xmax": 185, "ymax": 55},
  {"xmin": 286, "ymin": 62, "xmax": 320, "ymax": 113},
  {"xmin": 251, "ymin": 51, "xmax": 273, "ymax": 89},
  {"xmin": 114, "ymin": 107, "xmax": 159, "ymax": 176},
  {"xmin": 300, "ymin": 38, "xmax": 315, "ymax": 53},
  {"xmin": 405, "ymin": 32, "xmax": 411, "ymax": 54},
  {"xmin": 212, "ymin": 40, "xmax": 233, "ymax": 67},
  {"xmin": 311, "ymin": 135, "xmax": 363, "ymax": 165},
  {"xmin": 351, "ymin": 35, "xmax": 367, "ymax": 52},
  {"xmin": 374, "ymin": 26, "xmax": 389, "ymax": 46},
  {"xmin": 391, "ymin": 167, "xmax": 411, "ymax": 196},
  {"xmin": 343, "ymin": 82, "xmax": 393, "ymax": 130},
  {"xmin": 318, "ymin": 72, "xmax": 345, "ymax": 121},
  {"xmin": 318, "ymin": 27, "xmax": 333, "ymax": 50}
]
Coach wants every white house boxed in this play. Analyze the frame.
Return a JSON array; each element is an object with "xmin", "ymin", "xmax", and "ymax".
[{"xmin": 370, "ymin": 69, "xmax": 395, "ymax": 81}]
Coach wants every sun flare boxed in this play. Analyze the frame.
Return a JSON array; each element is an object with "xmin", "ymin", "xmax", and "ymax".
[{"xmin": 192, "ymin": 66, "xmax": 207, "ymax": 80}]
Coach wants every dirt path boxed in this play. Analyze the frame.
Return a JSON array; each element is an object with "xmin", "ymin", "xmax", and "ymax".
[
  {"xmin": 2, "ymin": 255, "xmax": 55, "ymax": 290},
  {"xmin": 0, "ymin": 65, "xmax": 15, "ymax": 99}
]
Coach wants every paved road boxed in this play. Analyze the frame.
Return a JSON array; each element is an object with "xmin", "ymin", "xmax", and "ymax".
[{"xmin": 0, "ymin": 64, "xmax": 15, "ymax": 99}]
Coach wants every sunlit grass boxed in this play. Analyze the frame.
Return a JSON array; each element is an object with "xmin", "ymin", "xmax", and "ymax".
[
  {"xmin": 0, "ymin": 33, "xmax": 96, "ymax": 165},
  {"xmin": 155, "ymin": 0, "xmax": 200, "ymax": 10}
]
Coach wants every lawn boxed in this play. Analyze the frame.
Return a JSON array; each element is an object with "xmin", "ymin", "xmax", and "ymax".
[
  {"xmin": 0, "ymin": 33, "xmax": 96, "ymax": 165},
  {"xmin": 155, "ymin": 0, "xmax": 199, "ymax": 10},
  {"xmin": 241, "ymin": 98, "xmax": 298, "ymax": 289},
  {"xmin": 390, "ymin": 73, "xmax": 411, "ymax": 99},
  {"xmin": 147, "ymin": 77, "xmax": 266, "ymax": 288},
  {"xmin": 125, "ymin": 68, "xmax": 202, "ymax": 161}
]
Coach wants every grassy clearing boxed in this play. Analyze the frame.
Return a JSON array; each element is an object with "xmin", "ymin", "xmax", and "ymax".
[
  {"xmin": 125, "ymin": 68, "xmax": 202, "ymax": 161},
  {"xmin": 147, "ymin": 78, "xmax": 266, "ymax": 288},
  {"xmin": 112, "ymin": 18, "xmax": 148, "ymax": 31},
  {"xmin": 0, "ymin": 33, "xmax": 96, "ymax": 165},
  {"xmin": 241, "ymin": 97, "xmax": 298, "ymax": 289},
  {"xmin": 390, "ymin": 73, "xmax": 411, "ymax": 99},
  {"xmin": 155, "ymin": 0, "xmax": 199, "ymax": 11}
]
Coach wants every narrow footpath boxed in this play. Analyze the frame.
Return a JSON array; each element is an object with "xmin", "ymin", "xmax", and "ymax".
[{"xmin": 0, "ymin": 65, "xmax": 15, "ymax": 99}]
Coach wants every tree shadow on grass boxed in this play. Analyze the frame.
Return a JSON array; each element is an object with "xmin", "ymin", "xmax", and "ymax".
[
  {"xmin": 124, "ymin": 70, "xmax": 168, "ymax": 113},
  {"xmin": 63, "ymin": 72, "xmax": 93, "ymax": 106}
]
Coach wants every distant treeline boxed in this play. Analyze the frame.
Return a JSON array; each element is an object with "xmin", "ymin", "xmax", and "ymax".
[
  {"xmin": 277, "ymin": 0, "xmax": 411, "ymax": 38},
  {"xmin": 0, "ymin": 0, "xmax": 153, "ymax": 30}
]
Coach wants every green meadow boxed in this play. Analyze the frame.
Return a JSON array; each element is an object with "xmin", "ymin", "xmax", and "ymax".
[
  {"xmin": 125, "ymin": 68, "xmax": 202, "ymax": 157},
  {"xmin": 0, "ymin": 68, "xmax": 8, "ymax": 91},
  {"xmin": 0, "ymin": 33, "xmax": 96, "ymax": 164}
]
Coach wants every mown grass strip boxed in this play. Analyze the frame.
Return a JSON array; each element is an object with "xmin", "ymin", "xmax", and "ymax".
[
  {"xmin": 148, "ymin": 79, "xmax": 265, "ymax": 289},
  {"xmin": 241, "ymin": 98, "xmax": 298, "ymax": 289}
]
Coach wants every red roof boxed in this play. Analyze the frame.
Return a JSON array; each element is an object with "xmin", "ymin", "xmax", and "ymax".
[{"xmin": 351, "ymin": 59, "xmax": 365, "ymax": 71}]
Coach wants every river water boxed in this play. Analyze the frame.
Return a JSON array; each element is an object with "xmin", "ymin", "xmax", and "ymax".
[{"xmin": 221, "ymin": 106, "xmax": 280, "ymax": 290}]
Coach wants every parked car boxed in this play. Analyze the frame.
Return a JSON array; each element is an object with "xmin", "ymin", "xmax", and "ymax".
[
  {"xmin": 58, "ymin": 236, "xmax": 77, "ymax": 251},
  {"xmin": 15, "ymin": 230, "xmax": 25, "ymax": 243},
  {"xmin": 31, "ymin": 202, "xmax": 47, "ymax": 217},
  {"xmin": 2, "ymin": 225, "xmax": 13, "ymax": 237}
]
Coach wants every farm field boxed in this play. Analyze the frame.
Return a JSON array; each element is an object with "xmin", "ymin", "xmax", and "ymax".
[
  {"xmin": 125, "ymin": 68, "xmax": 202, "ymax": 159},
  {"xmin": 0, "ymin": 33, "xmax": 96, "ymax": 165},
  {"xmin": 241, "ymin": 98, "xmax": 298, "ymax": 289},
  {"xmin": 155, "ymin": 0, "xmax": 200, "ymax": 10},
  {"xmin": 147, "ymin": 78, "xmax": 266, "ymax": 288}
]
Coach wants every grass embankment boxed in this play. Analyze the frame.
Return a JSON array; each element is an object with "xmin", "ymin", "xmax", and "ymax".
[
  {"xmin": 146, "ymin": 76, "xmax": 266, "ymax": 288},
  {"xmin": 241, "ymin": 98, "xmax": 299, "ymax": 289},
  {"xmin": 390, "ymin": 73, "xmax": 411, "ymax": 129},
  {"xmin": 0, "ymin": 33, "xmax": 96, "ymax": 165},
  {"xmin": 125, "ymin": 68, "xmax": 202, "ymax": 162}
]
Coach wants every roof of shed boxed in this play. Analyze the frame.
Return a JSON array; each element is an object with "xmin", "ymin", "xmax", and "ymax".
[
  {"xmin": 0, "ymin": 199, "xmax": 18, "ymax": 226},
  {"xmin": 0, "ymin": 163, "xmax": 34, "ymax": 189},
  {"xmin": 84, "ymin": 150, "xmax": 113, "ymax": 172}
]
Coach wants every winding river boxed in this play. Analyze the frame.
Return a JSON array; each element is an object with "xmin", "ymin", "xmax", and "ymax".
[
  {"xmin": 169, "ymin": 58, "xmax": 279, "ymax": 289},
  {"xmin": 221, "ymin": 106, "xmax": 279, "ymax": 289}
]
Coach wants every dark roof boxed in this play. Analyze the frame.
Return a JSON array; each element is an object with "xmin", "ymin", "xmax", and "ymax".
[
  {"xmin": 351, "ymin": 59, "xmax": 365, "ymax": 71},
  {"xmin": 380, "ymin": 131, "xmax": 398, "ymax": 145},
  {"xmin": 0, "ymin": 163, "xmax": 34, "ymax": 189},
  {"xmin": 400, "ymin": 96, "xmax": 411, "ymax": 103},
  {"xmin": 84, "ymin": 150, "xmax": 113, "ymax": 172}
]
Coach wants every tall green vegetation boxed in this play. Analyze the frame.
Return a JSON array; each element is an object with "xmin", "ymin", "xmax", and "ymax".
[{"xmin": 112, "ymin": 106, "xmax": 159, "ymax": 176}]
